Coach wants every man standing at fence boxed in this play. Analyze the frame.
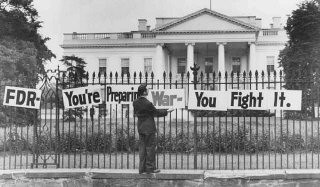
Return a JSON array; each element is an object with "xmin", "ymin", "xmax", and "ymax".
[{"xmin": 133, "ymin": 84, "xmax": 174, "ymax": 174}]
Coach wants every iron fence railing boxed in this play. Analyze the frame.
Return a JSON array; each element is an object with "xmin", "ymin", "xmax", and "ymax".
[{"xmin": 0, "ymin": 70, "xmax": 319, "ymax": 170}]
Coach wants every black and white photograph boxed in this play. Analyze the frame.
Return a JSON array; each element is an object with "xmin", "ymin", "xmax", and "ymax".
[{"xmin": 0, "ymin": 0, "xmax": 320, "ymax": 186}]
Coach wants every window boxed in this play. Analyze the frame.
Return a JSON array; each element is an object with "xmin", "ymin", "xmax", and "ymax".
[
  {"xmin": 144, "ymin": 58, "xmax": 152, "ymax": 74},
  {"xmin": 232, "ymin": 57, "xmax": 241, "ymax": 73},
  {"xmin": 204, "ymin": 57, "xmax": 213, "ymax": 74},
  {"xmin": 99, "ymin": 59, "xmax": 107, "ymax": 75},
  {"xmin": 267, "ymin": 56, "xmax": 275, "ymax": 73},
  {"xmin": 121, "ymin": 58, "xmax": 130, "ymax": 75},
  {"xmin": 177, "ymin": 58, "xmax": 186, "ymax": 74}
]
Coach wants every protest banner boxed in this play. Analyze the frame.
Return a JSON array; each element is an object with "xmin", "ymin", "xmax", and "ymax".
[
  {"xmin": 3, "ymin": 86, "xmax": 42, "ymax": 109},
  {"xmin": 228, "ymin": 90, "xmax": 302, "ymax": 110},
  {"xmin": 62, "ymin": 85, "xmax": 102, "ymax": 109},
  {"xmin": 187, "ymin": 89, "xmax": 302, "ymax": 111},
  {"xmin": 188, "ymin": 90, "xmax": 228, "ymax": 111},
  {"xmin": 147, "ymin": 89, "xmax": 185, "ymax": 109},
  {"xmin": 105, "ymin": 85, "xmax": 139, "ymax": 104}
]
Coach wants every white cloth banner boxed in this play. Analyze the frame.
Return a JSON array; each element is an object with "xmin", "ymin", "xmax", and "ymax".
[
  {"xmin": 105, "ymin": 85, "xmax": 139, "ymax": 104},
  {"xmin": 62, "ymin": 85, "xmax": 102, "ymax": 109},
  {"xmin": 188, "ymin": 90, "xmax": 228, "ymax": 111},
  {"xmin": 227, "ymin": 90, "xmax": 302, "ymax": 110},
  {"xmin": 188, "ymin": 89, "xmax": 302, "ymax": 111},
  {"xmin": 3, "ymin": 86, "xmax": 42, "ymax": 109},
  {"xmin": 147, "ymin": 89, "xmax": 185, "ymax": 109}
]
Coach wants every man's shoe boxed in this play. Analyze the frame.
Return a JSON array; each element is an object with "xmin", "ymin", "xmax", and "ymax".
[
  {"xmin": 152, "ymin": 169, "xmax": 160, "ymax": 173},
  {"xmin": 145, "ymin": 169, "xmax": 160, "ymax": 174}
]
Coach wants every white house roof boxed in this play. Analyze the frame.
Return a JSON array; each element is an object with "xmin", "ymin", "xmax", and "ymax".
[{"xmin": 153, "ymin": 8, "xmax": 259, "ymax": 32}]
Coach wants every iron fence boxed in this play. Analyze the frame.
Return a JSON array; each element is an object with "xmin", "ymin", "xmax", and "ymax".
[{"xmin": 0, "ymin": 70, "xmax": 319, "ymax": 170}]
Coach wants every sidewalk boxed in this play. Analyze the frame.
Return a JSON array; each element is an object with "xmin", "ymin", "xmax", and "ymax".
[{"xmin": 1, "ymin": 169, "xmax": 320, "ymax": 187}]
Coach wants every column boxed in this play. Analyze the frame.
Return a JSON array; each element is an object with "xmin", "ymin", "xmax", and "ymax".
[
  {"xmin": 186, "ymin": 43, "xmax": 195, "ymax": 80},
  {"xmin": 155, "ymin": 43, "xmax": 165, "ymax": 81},
  {"xmin": 217, "ymin": 42, "xmax": 226, "ymax": 74},
  {"xmin": 249, "ymin": 42, "xmax": 256, "ymax": 72}
]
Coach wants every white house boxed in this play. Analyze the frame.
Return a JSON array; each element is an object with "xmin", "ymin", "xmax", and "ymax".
[{"xmin": 61, "ymin": 8, "xmax": 287, "ymax": 81}]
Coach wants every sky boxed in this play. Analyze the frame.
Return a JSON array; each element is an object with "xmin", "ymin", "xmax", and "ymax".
[{"xmin": 33, "ymin": 0, "xmax": 303, "ymax": 70}]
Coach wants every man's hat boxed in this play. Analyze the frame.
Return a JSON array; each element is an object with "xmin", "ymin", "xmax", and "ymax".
[{"xmin": 138, "ymin": 84, "xmax": 147, "ymax": 96}]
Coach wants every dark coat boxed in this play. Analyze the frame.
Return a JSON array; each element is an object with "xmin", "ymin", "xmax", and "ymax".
[{"xmin": 133, "ymin": 97, "xmax": 168, "ymax": 134}]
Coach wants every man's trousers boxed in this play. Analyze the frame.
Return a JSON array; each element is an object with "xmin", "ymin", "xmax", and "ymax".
[{"xmin": 139, "ymin": 133, "xmax": 156, "ymax": 173}]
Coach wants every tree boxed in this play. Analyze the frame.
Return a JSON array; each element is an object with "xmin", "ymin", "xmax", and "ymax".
[
  {"xmin": 60, "ymin": 55, "xmax": 87, "ymax": 121},
  {"xmin": 0, "ymin": 0, "xmax": 55, "ymax": 80},
  {"xmin": 0, "ymin": 0, "xmax": 55, "ymax": 127},
  {"xmin": 279, "ymin": 0, "xmax": 320, "ymax": 118},
  {"xmin": 60, "ymin": 55, "xmax": 87, "ymax": 88}
]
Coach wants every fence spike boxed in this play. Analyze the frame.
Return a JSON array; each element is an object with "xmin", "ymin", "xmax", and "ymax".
[
  {"xmin": 218, "ymin": 71, "xmax": 221, "ymax": 78},
  {"xmin": 225, "ymin": 71, "xmax": 228, "ymax": 78},
  {"xmin": 213, "ymin": 71, "xmax": 216, "ymax": 79},
  {"xmin": 186, "ymin": 71, "xmax": 190, "ymax": 79},
  {"xmin": 231, "ymin": 71, "xmax": 234, "ymax": 78},
  {"xmin": 127, "ymin": 72, "xmax": 130, "ymax": 78},
  {"xmin": 109, "ymin": 72, "xmax": 113, "ymax": 78},
  {"xmin": 261, "ymin": 70, "xmax": 265, "ymax": 77},
  {"xmin": 255, "ymin": 70, "xmax": 259, "ymax": 77},
  {"xmin": 248, "ymin": 70, "xmax": 252, "ymax": 77},
  {"xmin": 280, "ymin": 70, "xmax": 283, "ymax": 77},
  {"xmin": 151, "ymin": 72, "xmax": 154, "ymax": 79},
  {"xmin": 145, "ymin": 71, "xmax": 148, "ymax": 78},
  {"xmin": 104, "ymin": 71, "xmax": 106, "ymax": 78},
  {"xmin": 169, "ymin": 72, "xmax": 172, "ymax": 80},
  {"xmin": 115, "ymin": 72, "xmax": 118, "ymax": 78},
  {"xmin": 243, "ymin": 71, "xmax": 246, "ymax": 78},
  {"xmin": 139, "ymin": 71, "xmax": 142, "ymax": 78},
  {"xmin": 163, "ymin": 71, "xmax": 166, "ymax": 79},
  {"xmin": 273, "ymin": 70, "xmax": 277, "ymax": 77}
]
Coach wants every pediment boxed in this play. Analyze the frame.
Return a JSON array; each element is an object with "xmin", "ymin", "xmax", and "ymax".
[{"xmin": 154, "ymin": 8, "xmax": 257, "ymax": 32}]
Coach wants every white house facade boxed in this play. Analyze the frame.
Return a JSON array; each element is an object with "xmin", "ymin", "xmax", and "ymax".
[{"xmin": 61, "ymin": 8, "xmax": 287, "ymax": 81}]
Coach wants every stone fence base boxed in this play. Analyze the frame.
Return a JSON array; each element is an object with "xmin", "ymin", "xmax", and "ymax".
[{"xmin": 1, "ymin": 169, "xmax": 320, "ymax": 187}]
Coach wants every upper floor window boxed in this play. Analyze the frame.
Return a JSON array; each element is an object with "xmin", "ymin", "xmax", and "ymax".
[
  {"xmin": 232, "ymin": 57, "xmax": 241, "ymax": 73},
  {"xmin": 204, "ymin": 57, "xmax": 213, "ymax": 74},
  {"xmin": 121, "ymin": 58, "xmax": 130, "ymax": 76},
  {"xmin": 99, "ymin": 58, "xmax": 107, "ymax": 75},
  {"xmin": 266, "ymin": 56, "xmax": 275, "ymax": 73},
  {"xmin": 144, "ymin": 58, "xmax": 152, "ymax": 75},
  {"xmin": 177, "ymin": 58, "xmax": 186, "ymax": 74}
]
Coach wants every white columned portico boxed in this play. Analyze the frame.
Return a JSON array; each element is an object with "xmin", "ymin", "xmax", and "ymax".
[
  {"xmin": 186, "ymin": 43, "xmax": 195, "ymax": 80},
  {"xmin": 249, "ymin": 42, "xmax": 256, "ymax": 72},
  {"xmin": 217, "ymin": 42, "xmax": 226, "ymax": 74},
  {"xmin": 155, "ymin": 43, "xmax": 165, "ymax": 81}
]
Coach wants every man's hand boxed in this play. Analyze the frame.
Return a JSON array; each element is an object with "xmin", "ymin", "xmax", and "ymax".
[{"xmin": 167, "ymin": 108, "xmax": 175, "ymax": 113}]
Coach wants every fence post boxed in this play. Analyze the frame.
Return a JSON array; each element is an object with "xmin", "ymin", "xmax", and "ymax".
[
  {"xmin": 55, "ymin": 68, "xmax": 60, "ymax": 168},
  {"xmin": 191, "ymin": 63, "xmax": 200, "ymax": 169}
]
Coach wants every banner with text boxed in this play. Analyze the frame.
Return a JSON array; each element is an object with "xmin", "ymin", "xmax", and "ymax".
[
  {"xmin": 228, "ymin": 90, "xmax": 302, "ymax": 110},
  {"xmin": 105, "ymin": 85, "xmax": 139, "ymax": 104},
  {"xmin": 62, "ymin": 85, "xmax": 102, "ymax": 109},
  {"xmin": 147, "ymin": 89, "xmax": 185, "ymax": 109},
  {"xmin": 188, "ymin": 90, "xmax": 228, "ymax": 111},
  {"xmin": 3, "ymin": 86, "xmax": 42, "ymax": 109},
  {"xmin": 188, "ymin": 90, "xmax": 302, "ymax": 111}
]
